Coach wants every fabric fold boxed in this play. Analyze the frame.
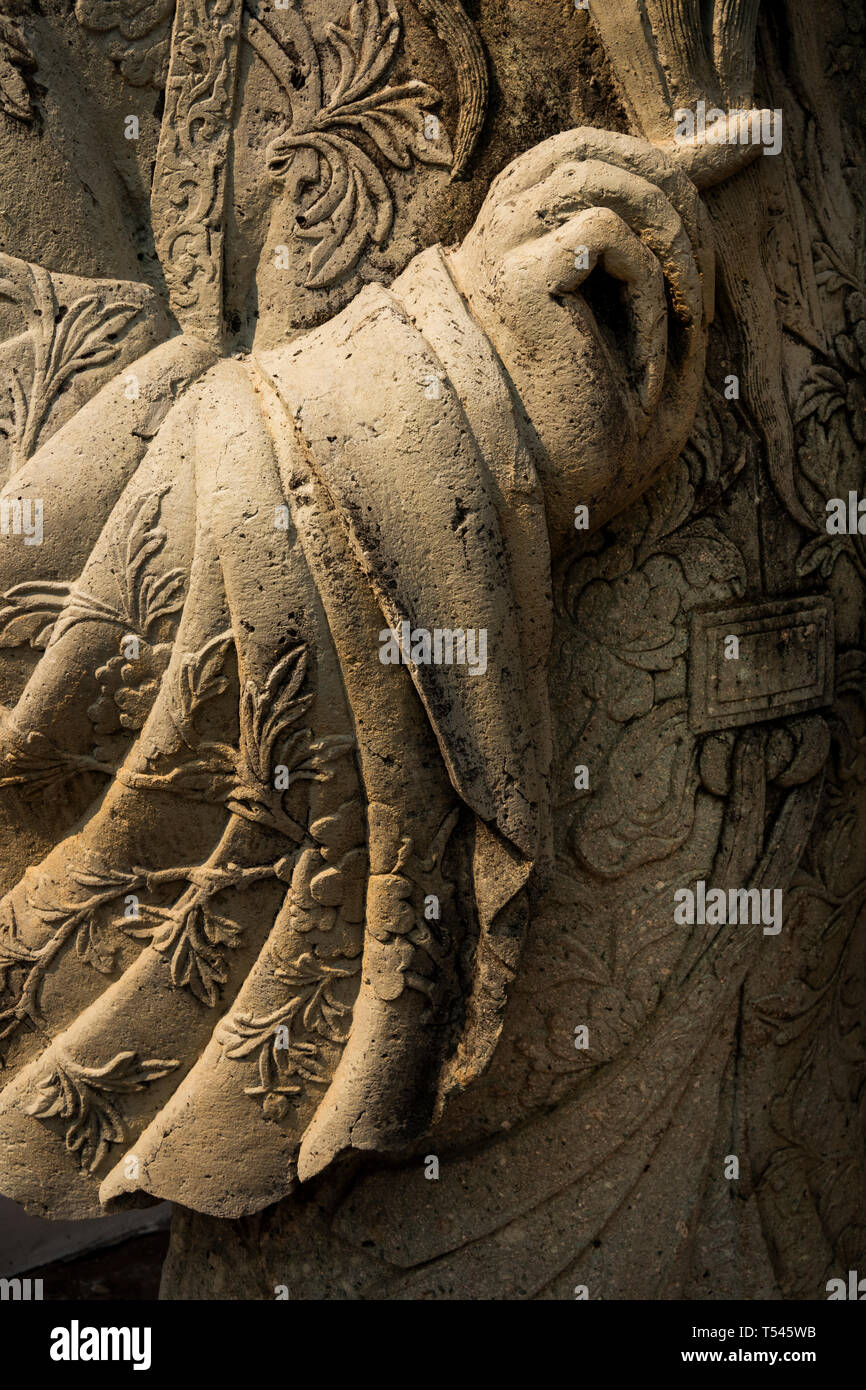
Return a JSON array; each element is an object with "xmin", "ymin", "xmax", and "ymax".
[{"xmin": 0, "ymin": 251, "xmax": 552, "ymax": 1216}]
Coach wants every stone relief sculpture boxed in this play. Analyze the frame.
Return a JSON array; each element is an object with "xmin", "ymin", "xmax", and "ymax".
[{"xmin": 0, "ymin": 0, "xmax": 862, "ymax": 1301}]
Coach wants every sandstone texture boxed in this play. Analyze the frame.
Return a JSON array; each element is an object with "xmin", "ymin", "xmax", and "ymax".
[{"xmin": 0, "ymin": 0, "xmax": 863, "ymax": 1300}]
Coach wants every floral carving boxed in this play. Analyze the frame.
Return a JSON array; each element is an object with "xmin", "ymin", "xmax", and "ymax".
[
  {"xmin": 0, "ymin": 255, "xmax": 141, "ymax": 473},
  {"xmin": 751, "ymin": 699, "xmax": 866, "ymax": 1287},
  {"xmin": 79, "ymin": 490, "xmax": 187, "ymax": 643},
  {"xmin": 150, "ymin": 0, "xmax": 243, "ymax": 340},
  {"xmin": 0, "ymin": 858, "xmax": 147, "ymax": 1051},
  {"xmin": 560, "ymin": 423, "xmax": 746, "ymax": 718},
  {"xmin": 286, "ymin": 830, "xmax": 366, "ymax": 938},
  {"xmin": 144, "ymin": 866, "xmax": 280, "ymax": 1007},
  {"xmin": 26, "ymin": 636, "xmax": 354, "ymax": 1008},
  {"xmin": 0, "ymin": 490, "xmax": 185, "ymax": 773},
  {"xmin": 23, "ymin": 1048, "xmax": 179, "ymax": 1172},
  {"xmin": 511, "ymin": 389, "xmax": 754, "ymax": 1097},
  {"xmin": 0, "ymin": 722, "xmax": 117, "ymax": 795},
  {"xmin": 0, "ymin": 582, "xmax": 73, "ymax": 651},
  {"xmin": 557, "ymin": 413, "xmax": 747, "ymax": 879},
  {"xmin": 123, "ymin": 636, "xmax": 353, "ymax": 825},
  {"xmin": 0, "ymin": 844, "xmax": 295, "ymax": 1048},
  {"xmin": 265, "ymin": 0, "xmax": 452, "ymax": 288},
  {"xmin": 220, "ymin": 950, "xmax": 359, "ymax": 1119},
  {"xmin": 115, "ymin": 852, "xmax": 290, "ymax": 1008},
  {"xmin": 0, "ymin": 637, "xmax": 333, "ymax": 1029},
  {"xmin": 88, "ymin": 640, "xmax": 175, "ymax": 761},
  {"xmin": 363, "ymin": 805, "xmax": 458, "ymax": 1002}
]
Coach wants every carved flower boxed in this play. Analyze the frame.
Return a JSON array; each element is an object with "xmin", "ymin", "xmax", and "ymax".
[
  {"xmin": 561, "ymin": 457, "xmax": 744, "ymax": 726},
  {"xmin": 795, "ymin": 270, "xmax": 866, "ymax": 576},
  {"xmin": 570, "ymin": 558, "xmax": 684, "ymax": 723},
  {"xmin": 88, "ymin": 636, "xmax": 173, "ymax": 759},
  {"xmin": 284, "ymin": 799, "xmax": 366, "ymax": 933},
  {"xmin": 573, "ymin": 700, "xmax": 699, "ymax": 877},
  {"xmin": 220, "ymin": 950, "xmax": 358, "ymax": 1118}
]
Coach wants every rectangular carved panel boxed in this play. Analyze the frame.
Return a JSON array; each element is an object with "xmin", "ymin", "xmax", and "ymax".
[{"xmin": 688, "ymin": 596, "xmax": 834, "ymax": 733}]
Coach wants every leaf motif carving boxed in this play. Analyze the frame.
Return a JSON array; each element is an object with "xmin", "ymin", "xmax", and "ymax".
[
  {"xmin": 227, "ymin": 643, "xmax": 354, "ymax": 837},
  {"xmin": 136, "ymin": 853, "xmax": 294, "ymax": 1007},
  {"xmin": 0, "ymin": 581, "xmax": 73, "ymax": 649},
  {"xmin": 792, "ymin": 260, "xmax": 866, "ymax": 577},
  {"xmin": 220, "ymin": 950, "xmax": 359, "ymax": 1117},
  {"xmin": 266, "ymin": 0, "xmax": 451, "ymax": 289},
  {"xmin": 119, "ymin": 635, "xmax": 352, "ymax": 826},
  {"xmin": 148, "ymin": 900, "xmax": 243, "ymax": 1007},
  {"xmin": 149, "ymin": 0, "xmax": 242, "ymax": 337},
  {"xmin": 574, "ymin": 700, "xmax": 700, "ymax": 877},
  {"xmin": 0, "ymin": 857, "xmax": 148, "ymax": 1053},
  {"xmin": 0, "ymin": 254, "xmax": 142, "ymax": 471},
  {"xmin": 0, "ymin": 904, "xmax": 38, "ymax": 996},
  {"xmin": 0, "ymin": 721, "xmax": 116, "ymax": 792},
  {"xmin": 26, "ymin": 493, "xmax": 188, "ymax": 749},
  {"xmin": 166, "ymin": 629, "xmax": 235, "ymax": 749},
  {"xmin": 812, "ymin": 241, "xmax": 860, "ymax": 297},
  {"xmin": 23, "ymin": 1049, "xmax": 180, "ymax": 1172}
]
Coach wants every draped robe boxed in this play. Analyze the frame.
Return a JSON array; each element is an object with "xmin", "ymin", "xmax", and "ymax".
[{"xmin": 0, "ymin": 246, "xmax": 552, "ymax": 1217}]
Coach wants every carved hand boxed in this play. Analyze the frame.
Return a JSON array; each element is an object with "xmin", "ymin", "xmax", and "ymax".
[{"xmin": 449, "ymin": 127, "xmax": 715, "ymax": 553}]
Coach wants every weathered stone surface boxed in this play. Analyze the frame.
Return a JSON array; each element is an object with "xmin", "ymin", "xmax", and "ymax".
[{"xmin": 0, "ymin": 0, "xmax": 863, "ymax": 1301}]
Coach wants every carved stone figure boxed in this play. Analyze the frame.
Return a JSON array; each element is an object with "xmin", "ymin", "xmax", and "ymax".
[{"xmin": 0, "ymin": 0, "xmax": 863, "ymax": 1301}]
